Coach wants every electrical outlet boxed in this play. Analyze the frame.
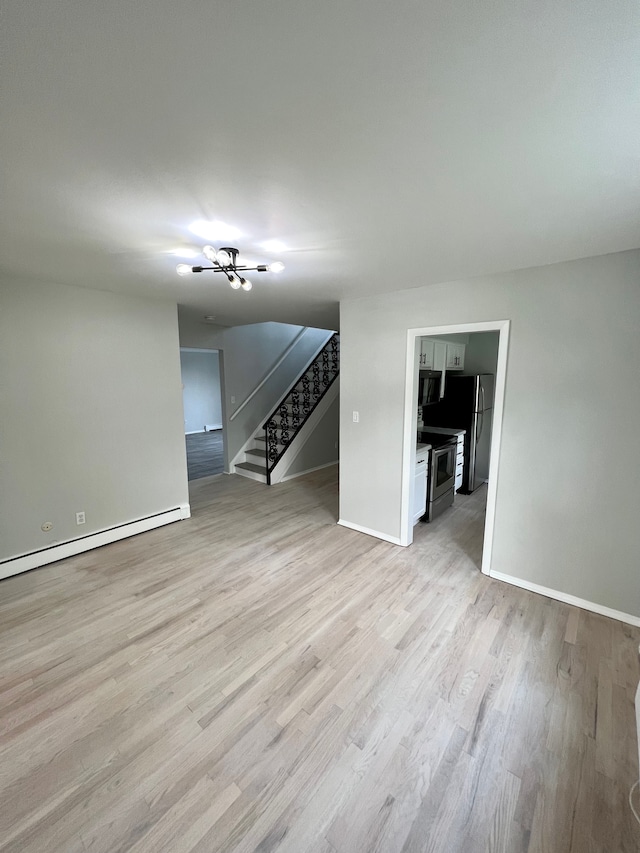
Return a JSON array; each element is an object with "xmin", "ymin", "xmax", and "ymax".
[
  {"xmin": 76, "ymin": 511, "xmax": 86, "ymax": 525},
  {"xmin": 41, "ymin": 521, "xmax": 53, "ymax": 532},
  {"xmin": 352, "ymin": 411, "xmax": 359, "ymax": 423},
  {"xmin": 231, "ymin": 396, "xmax": 236, "ymax": 404}
]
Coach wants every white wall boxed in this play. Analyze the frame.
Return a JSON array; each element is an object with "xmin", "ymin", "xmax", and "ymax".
[
  {"xmin": 180, "ymin": 349, "xmax": 222, "ymax": 432},
  {"xmin": 0, "ymin": 278, "xmax": 189, "ymax": 563},
  {"xmin": 339, "ymin": 250, "xmax": 640, "ymax": 619},
  {"xmin": 424, "ymin": 333, "xmax": 471, "ymax": 344},
  {"xmin": 281, "ymin": 394, "xmax": 340, "ymax": 479}
]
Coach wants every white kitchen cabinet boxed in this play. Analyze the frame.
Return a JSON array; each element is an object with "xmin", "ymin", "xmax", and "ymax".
[
  {"xmin": 454, "ymin": 432, "xmax": 465, "ymax": 491},
  {"xmin": 433, "ymin": 341, "xmax": 447, "ymax": 396},
  {"xmin": 418, "ymin": 339, "xmax": 434, "ymax": 369},
  {"xmin": 420, "ymin": 338, "xmax": 464, "ymax": 376},
  {"xmin": 445, "ymin": 343, "xmax": 465, "ymax": 370},
  {"xmin": 413, "ymin": 450, "xmax": 429, "ymax": 524}
]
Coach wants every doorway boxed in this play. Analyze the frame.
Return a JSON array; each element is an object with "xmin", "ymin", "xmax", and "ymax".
[
  {"xmin": 180, "ymin": 347, "xmax": 226, "ymax": 480},
  {"xmin": 401, "ymin": 320, "xmax": 510, "ymax": 575}
]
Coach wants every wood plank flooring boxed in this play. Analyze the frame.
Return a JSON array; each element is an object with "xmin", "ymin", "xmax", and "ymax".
[
  {"xmin": 185, "ymin": 430, "xmax": 225, "ymax": 480},
  {"xmin": 1, "ymin": 467, "xmax": 639, "ymax": 852}
]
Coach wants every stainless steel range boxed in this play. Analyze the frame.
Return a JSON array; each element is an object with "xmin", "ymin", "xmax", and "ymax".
[{"xmin": 419, "ymin": 431, "xmax": 458, "ymax": 521}]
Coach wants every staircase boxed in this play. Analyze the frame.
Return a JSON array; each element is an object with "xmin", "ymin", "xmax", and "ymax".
[
  {"xmin": 235, "ymin": 333, "xmax": 339, "ymax": 485},
  {"xmin": 234, "ymin": 436, "xmax": 269, "ymax": 482}
]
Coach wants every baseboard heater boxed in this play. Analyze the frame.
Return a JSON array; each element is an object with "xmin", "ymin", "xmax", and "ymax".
[{"xmin": 0, "ymin": 505, "xmax": 191, "ymax": 582}]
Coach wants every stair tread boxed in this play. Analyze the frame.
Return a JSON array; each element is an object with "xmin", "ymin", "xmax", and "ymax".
[
  {"xmin": 246, "ymin": 448, "xmax": 267, "ymax": 458},
  {"xmin": 236, "ymin": 461, "xmax": 267, "ymax": 474}
]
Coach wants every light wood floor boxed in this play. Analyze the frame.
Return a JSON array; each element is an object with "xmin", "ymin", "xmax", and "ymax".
[
  {"xmin": 185, "ymin": 430, "xmax": 225, "ymax": 480},
  {"xmin": 1, "ymin": 467, "xmax": 639, "ymax": 853}
]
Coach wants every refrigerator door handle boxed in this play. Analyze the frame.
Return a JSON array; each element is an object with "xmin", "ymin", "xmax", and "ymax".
[
  {"xmin": 480, "ymin": 383, "xmax": 485, "ymax": 413},
  {"xmin": 476, "ymin": 409, "xmax": 484, "ymax": 444},
  {"xmin": 468, "ymin": 414, "xmax": 478, "ymax": 491}
]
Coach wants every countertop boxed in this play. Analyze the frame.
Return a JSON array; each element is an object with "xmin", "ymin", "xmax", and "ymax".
[
  {"xmin": 420, "ymin": 425, "xmax": 466, "ymax": 436},
  {"xmin": 416, "ymin": 443, "xmax": 432, "ymax": 454}
]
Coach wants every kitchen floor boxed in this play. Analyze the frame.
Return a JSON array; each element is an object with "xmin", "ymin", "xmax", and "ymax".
[
  {"xmin": 1, "ymin": 470, "xmax": 638, "ymax": 852},
  {"xmin": 414, "ymin": 484, "xmax": 487, "ymax": 570}
]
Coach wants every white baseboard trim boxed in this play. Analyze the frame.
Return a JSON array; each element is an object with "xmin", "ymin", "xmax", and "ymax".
[
  {"xmin": 489, "ymin": 570, "xmax": 640, "ymax": 628},
  {"xmin": 337, "ymin": 519, "xmax": 405, "ymax": 547},
  {"xmin": 185, "ymin": 425, "xmax": 223, "ymax": 435},
  {"xmin": 278, "ymin": 461, "xmax": 338, "ymax": 483},
  {"xmin": 0, "ymin": 507, "xmax": 190, "ymax": 582}
]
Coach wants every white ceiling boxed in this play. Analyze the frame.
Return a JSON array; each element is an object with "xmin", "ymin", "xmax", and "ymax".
[{"xmin": 1, "ymin": 0, "xmax": 638, "ymax": 330}]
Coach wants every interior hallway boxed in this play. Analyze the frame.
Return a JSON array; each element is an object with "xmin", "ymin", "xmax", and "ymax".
[{"xmin": 0, "ymin": 467, "xmax": 638, "ymax": 852}]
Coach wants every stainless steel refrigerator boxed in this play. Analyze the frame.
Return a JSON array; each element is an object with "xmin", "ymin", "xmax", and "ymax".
[{"xmin": 425, "ymin": 373, "xmax": 494, "ymax": 493}]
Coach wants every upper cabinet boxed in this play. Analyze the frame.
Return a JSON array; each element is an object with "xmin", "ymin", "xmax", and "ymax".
[
  {"xmin": 418, "ymin": 339, "xmax": 434, "ymax": 369},
  {"xmin": 445, "ymin": 343, "xmax": 465, "ymax": 370},
  {"xmin": 433, "ymin": 341, "xmax": 447, "ymax": 397},
  {"xmin": 433, "ymin": 341, "xmax": 447, "ymax": 373},
  {"xmin": 419, "ymin": 338, "xmax": 466, "ymax": 373}
]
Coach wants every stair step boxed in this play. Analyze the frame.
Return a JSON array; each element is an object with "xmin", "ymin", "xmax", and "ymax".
[
  {"xmin": 246, "ymin": 448, "xmax": 267, "ymax": 460},
  {"xmin": 236, "ymin": 461, "xmax": 266, "ymax": 475}
]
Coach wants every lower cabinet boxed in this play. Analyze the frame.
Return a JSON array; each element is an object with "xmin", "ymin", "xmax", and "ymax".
[{"xmin": 413, "ymin": 452, "xmax": 429, "ymax": 524}]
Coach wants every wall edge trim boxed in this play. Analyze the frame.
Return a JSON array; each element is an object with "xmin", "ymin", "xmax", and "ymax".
[
  {"xmin": 278, "ymin": 461, "xmax": 338, "ymax": 483},
  {"xmin": 0, "ymin": 507, "xmax": 189, "ymax": 581},
  {"xmin": 489, "ymin": 570, "xmax": 640, "ymax": 628},
  {"xmin": 337, "ymin": 519, "xmax": 405, "ymax": 546}
]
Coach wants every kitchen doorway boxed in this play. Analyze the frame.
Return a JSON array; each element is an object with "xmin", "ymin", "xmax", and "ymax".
[{"xmin": 400, "ymin": 321, "xmax": 510, "ymax": 576}]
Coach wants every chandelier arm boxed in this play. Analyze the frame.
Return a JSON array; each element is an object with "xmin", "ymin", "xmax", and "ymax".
[{"xmin": 191, "ymin": 265, "xmax": 268, "ymax": 273}]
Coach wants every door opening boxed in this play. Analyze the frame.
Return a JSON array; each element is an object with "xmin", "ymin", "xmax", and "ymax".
[
  {"xmin": 401, "ymin": 321, "xmax": 510, "ymax": 575},
  {"xmin": 179, "ymin": 347, "xmax": 226, "ymax": 481}
]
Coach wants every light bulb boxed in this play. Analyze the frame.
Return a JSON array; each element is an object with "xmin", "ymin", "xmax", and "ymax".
[
  {"xmin": 241, "ymin": 278, "xmax": 252, "ymax": 291},
  {"xmin": 217, "ymin": 249, "xmax": 231, "ymax": 266},
  {"xmin": 228, "ymin": 274, "xmax": 241, "ymax": 290},
  {"xmin": 268, "ymin": 261, "xmax": 285, "ymax": 273},
  {"xmin": 202, "ymin": 245, "xmax": 218, "ymax": 263},
  {"xmin": 176, "ymin": 263, "xmax": 193, "ymax": 276}
]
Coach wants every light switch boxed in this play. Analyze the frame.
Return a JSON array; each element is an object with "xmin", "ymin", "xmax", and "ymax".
[{"xmin": 352, "ymin": 411, "xmax": 359, "ymax": 423}]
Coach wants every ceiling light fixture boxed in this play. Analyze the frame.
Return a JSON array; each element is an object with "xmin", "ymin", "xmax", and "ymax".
[{"xmin": 176, "ymin": 245, "xmax": 284, "ymax": 291}]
